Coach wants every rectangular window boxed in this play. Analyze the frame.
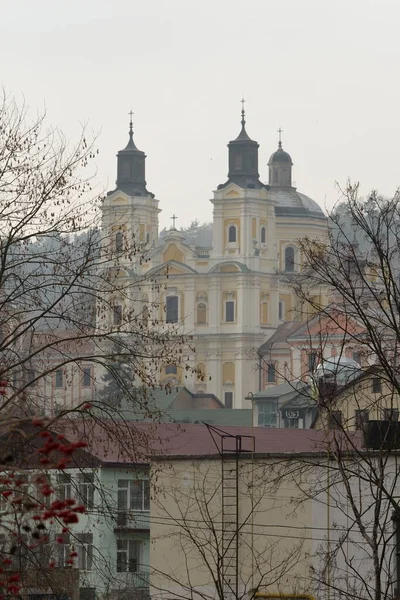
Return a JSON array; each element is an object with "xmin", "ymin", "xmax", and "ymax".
[
  {"xmin": 76, "ymin": 533, "xmax": 93, "ymax": 571},
  {"xmin": 278, "ymin": 300, "xmax": 284, "ymax": 320},
  {"xmin": 57, "ymin": 533, "xmax": 70, "ymax": 567},
  {"xmin": 82, "ymin": 367, "xmax": 92, "ymax": 387},
  {"xmin": 267, "ymin": 363, "xmax": 276, "ymax": 383},
  {"xmin": 57, "ymin": 473, "xmax": 72, "ymax": 501},
  {"xmin": 113, "ymin": 304, "xmax": 122, "ymax": 326},
  {"xmin": 224, "ymin": 392, "xmax": 233, "ymax": 408},
  {"xmin": 352, "ymin": 351, "xmax": 361, "ymax": 365},
  {"xmin": 225, "ymin": 301, "xmax": 234, "ymax": 322},
  {"xmin": 78, "ymin": 473, "xmax": 95, "ymax": 509},
  {"xmin": 394, "ymin": 512, "xmax": 400, "ymax": 596},
  {"xmin": 258, "ymin": 403, "xmax": 278, "ymax": 428},
  {"xmin": 117, "ymin": 480, "xmax": 150, "ymax": 511},
  {"xmin": 55, "ymin": 369, "xmax": 63, "ymax": 388},
  {"xmin": 328, "ymin": 411, "xmax": 343, "ymax": 430},
  {"xmin": 166, "ymin": 296, "xmax": 179, "ymax": 323},
  {"xmin": 308, "ymin": 352, "xmax": 318, "ymax": 373},
  {"xmin": 382, "ymin": 408, "xmax": 399, "ymax": 422},
  {"xmin": 355, "ymin": 409, "xmax": 369, "ymax": 430},
  {"xmin": 165, "ymin": 365, "xmax": 177, "ymax": 375},
  {"xmin": 372, "ymin": 377, "xmax": 382, "ymax": 394},
  {"xmin": 116, "ymin": 539, "xmax": 142, "ymax": 573},
  {"xmin": 26, "ymin": 369, "xmax": 36, "ymax": 387}
]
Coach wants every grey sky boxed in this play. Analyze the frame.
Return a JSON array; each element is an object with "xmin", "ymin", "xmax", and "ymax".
[{"xmin": 1, "ymin": 0, "xmax": 399, "ymax": 229}]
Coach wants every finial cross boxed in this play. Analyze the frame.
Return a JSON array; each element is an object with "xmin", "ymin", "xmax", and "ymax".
[
  {"xmin": 241, "ymin": 98, "xmax": 245, "ymax": 113},
  {"xmin": 278, "ymin": 127, "xmax": 283, "ymax": 144},
  {"xmin": 171, "ymin": 214, "xmax": 178, "ymax": 229},
  {"xmin": 129, "ymin": 110, "xmax": 134, "ymax": 121}
]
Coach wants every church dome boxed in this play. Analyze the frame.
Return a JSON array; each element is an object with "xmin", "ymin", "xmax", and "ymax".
[
  {"xmin": 269, "ymin": 187, "xmax": 326, "ymax": 219},
  {"xmin": 268, "ymin": 144, "xmax": 293, "ymax": 165}
]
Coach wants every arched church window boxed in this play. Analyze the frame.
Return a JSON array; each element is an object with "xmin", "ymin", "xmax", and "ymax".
[
  {"xmin": 143, "ymin": 305, "xmax": 149, "ymax": 327},
  {"xmin": 146, "ymin": 232, "xmax": 150, "ymax": 244},
  {"xmin": 284, "ymin": 246, "xmax": 295, "ymax": 272},
  {"xmin": 228, "ymin": 226, "xmax": 237, "ymax": 243},
  {"xmin": 273, "ymin": 170, "xmax": 278, "ymax": 184},
  {"xmin": 261, "ymin": 227, "xmax": 266, "ymax": 244},
  {"xmin": 197, "ymin": 303, "xmax": 207, "ymax": 324},
  {"xmin": 115, "ymin": 231, "xmax": 124, "ymax": 254}
]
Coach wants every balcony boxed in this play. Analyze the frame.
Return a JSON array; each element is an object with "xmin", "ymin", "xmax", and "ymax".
[{"xmin": 114, "ymin": 511, "xmax": 150, "ymax": 532}]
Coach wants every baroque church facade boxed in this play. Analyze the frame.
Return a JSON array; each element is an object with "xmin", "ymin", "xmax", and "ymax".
[{"xmin": 101, "ymin": 109, "xmax": 328, "ymax": 409}]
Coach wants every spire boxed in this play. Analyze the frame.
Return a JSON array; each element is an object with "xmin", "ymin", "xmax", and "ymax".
[
  {"xmin": 115, "ymin": 111, "xmax": 152, "ymax": 197},
  {"xmin": 278, "ymin": 127, "xmax": 283, "ymax": 149},
  {"xmin": 219, "ymin": 100, "xmax": 261, "ymax": 189}
]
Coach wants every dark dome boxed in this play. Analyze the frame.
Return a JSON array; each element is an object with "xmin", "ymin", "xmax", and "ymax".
[{"xmin": 268, "ymin": 144, "xmax": 293, "ymax": 165}]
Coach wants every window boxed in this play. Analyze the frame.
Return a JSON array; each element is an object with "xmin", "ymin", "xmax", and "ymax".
[
  {"xmin": 372, "ymin": 378, "xmax": 382, "ymax": 394},
  {"xmin": 166, "ymin": 296, "xmax": 178, "ymax": 323},
  {"xmin": 113, "ymin": 304, "xmax": 122, "ymax": 326},
  {"xmin": 76, "ymin": 533, "xmax": 93, "ymax": 571},
  {"xmin": 224, "ymin": 392, "xmax": 233, "ymax": 408},
  {"xmin": 273, "ymin": 170, "xmax": 278, "ymax": 183},
  {"xmin": 57, "ymin": 532, "xmax": 71, "ymax": 567},
  {"xmin": 117, "ymin": 539, "xmax": 142, "ymax": 573},
  {"xmin": 382, "ymin": 408, "xmax": 399, "ymax": 422},
  {"xmin": 267, "ymin": 363, "xmax": 276, "ymax": 383},
  {"xmin": 57, "ymin": 473, "xmax": 72, "ymax": 502},
  {"xmin": 82, "ymin": 367, "xmax": 92, "ymax": 388},
  {"xmin": 115, "ymin": 231, "xmax": 124, "ymax": 254},
  {"xmin": 308, "ymin": 352, "xmax": 318, "ymax": 373},
  {"xmin": 165, "ymin": 365, "xmax": 177, "ymax": 375},
  {"xmin": 352, "ymin": 351, "xmax": 361, "ymax": 365},
  {"xmin": 261, "ymin": 227, "xmax": 266, "ymax": 244},
  {"xmin": 284, "ymin": 246, "xmax": 295, "ymax": 272},
  {"xmin": 143, "ymin": 305, "xmax": 149, "ymax": 327},
  {"xmin": 197, "ymin": 303, "xmax": 207, "ymax": 324},
  {"xmin": 26, "ymin": 369, "xmax": 36, "ymax": 387},
  {"xmin": 228, "ymin": 225, "xmax": 237, "ymax": 243},
  {"xmin": 225, "ymin": 301, "xmax": 235, "ymax": 322},
  {"xmin": 118, "ymin": 480, "xmax": 150, "ymax": 512},
  {"xmin": 258, "ymin": 403, "xmax": 278, "ymax": 428},
  {"xmin": 393, "ymin": 512, "xmax": 400, "ymax": 596},
  {"xmin": 55, "ymin": 369, "xmax": 63, "ymax": 388},
  {"xmin": 328, "ymin": 411, "xmax": 343, "ymax": 430},
  {"xmin": 235, "ymin": 155, "xmax": 242, "ymax": 170},
  {"xmin": 78, "ymin": 473, "xmax": 95, "ymax": 509},
  {"xmin": 278, "ymin": 300, "xmax": 284, "ymax": 320},
  {"xmin": 355, "ymin": 409, "xmax": 369, "ymax": 430}
]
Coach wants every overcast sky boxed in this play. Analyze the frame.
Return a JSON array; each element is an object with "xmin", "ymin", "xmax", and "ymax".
[{"xmin": 1, "ymin": 0, "xmax": 399, "ymax": 229}]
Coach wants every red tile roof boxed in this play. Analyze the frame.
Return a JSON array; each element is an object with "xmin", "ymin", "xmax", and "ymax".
[{"xmin": 58, "ymin": 419, "xmax": 360, "ymax": 464}]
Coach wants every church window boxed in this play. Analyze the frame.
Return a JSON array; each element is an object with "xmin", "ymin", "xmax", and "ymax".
[
  {"xmin": 278, "ymin": 300, "xmax": 285, "ymax": 320},
  {"xmin": 115, "ymin": 231, "xmax": 124, "ymax": 254},
  {"xmin": 261, "ymin": 227, "xmax": 266, "ymax": 244},
  {"xmin": 267, "ymin": 363, "xmax": 276, "ymax": 383},
  {"xmin": 197, "ymin": 303, "xmax": 207, "ymax": 324},
  {"xmin": 165, "ymin": 365, "xmax": 177, "ymax": 375},
  {"xmin": 251, "ymin": 153, "xmax": 256, "ymax": 170},
  {"xmin": 143, "ymin": 305, "xmax": 149, "ymax": 327},
  {"xmin": 224, "ymin": 392, "xmax": 233, "ymax": 408},
  {"xmin": 225, "ymin": 301, "xmax": 235, "ymax": 323},
  {"xmin": 228, "ymin": 226, "xmax": 237, "ymax": 243},
  {"xmin": 284, "ymin": 246, "xmax": 295, "ymax": 272},
  {"xmin": 273, "ymin": 170, "xmax": 278, "ymax": 183},
  {"xmin": 235, "ymin": 155, "xmax": 242, "ymax": 170},
  {"xmin": 261, "ymin": 301, "xmax": 268, "ymax": 324},
  {"xmin": 146, "ymin": 232, "xmax": 150, "ymax": 244},
  {"xmin": 113, "ymin": 304, "xmax": 123, "ymax": 326},
  {"xmin": 166, "ymin": 296, "xmax": 179, "ymax": 323}
]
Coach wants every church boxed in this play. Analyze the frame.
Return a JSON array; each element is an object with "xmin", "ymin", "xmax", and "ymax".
[{"xmin": 101, "ymin": 107, "xmax": 328, "ymax": 409}]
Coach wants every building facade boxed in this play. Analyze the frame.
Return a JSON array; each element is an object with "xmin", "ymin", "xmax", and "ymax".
[{"xmin": 101, "ymin": 110, "xmax": 328, "ymax": 408}]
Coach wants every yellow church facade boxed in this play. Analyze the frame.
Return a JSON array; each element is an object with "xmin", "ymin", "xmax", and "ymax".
[{"xmin": 101, "ymin": 109, "xmax": 328, "ymax": 408}]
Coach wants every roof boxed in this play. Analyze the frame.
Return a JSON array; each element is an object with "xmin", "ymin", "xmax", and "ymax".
[
  {"xmin": 270, "ymin": 188, "xmax": 326, "ymax": 219},
  {"xmin": 167, "ymin": 408, "xmax": 252, "ymax": 426},
  {"xmin": 58, "ymin": 420, "xmax": 362, "ymax": 463},
  {"xmin": 259, "ymin": 321, "xmax": 304, "ymax": 355},
  {"xmin": 268, "ymin": 145, "xmax": 293, "ymax": 165},
  {"xmin": 250, "ymin": 381, "xmax": 308, "ymax": 401}
]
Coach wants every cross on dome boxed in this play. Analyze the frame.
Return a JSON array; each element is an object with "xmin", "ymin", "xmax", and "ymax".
[{"xmin": 170, "ymin": 214, "xmax": 178, "ymax": 229}]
